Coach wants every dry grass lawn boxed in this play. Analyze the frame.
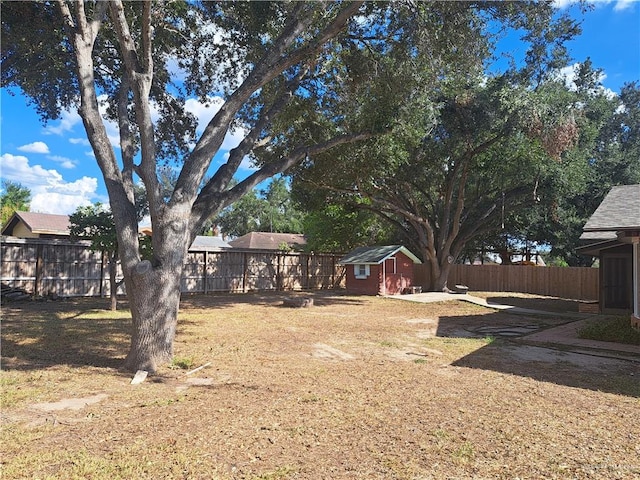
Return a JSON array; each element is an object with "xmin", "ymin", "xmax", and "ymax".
[{"xmin": 1, "ymin": 292, "xmax": 639, "ymax": 479}]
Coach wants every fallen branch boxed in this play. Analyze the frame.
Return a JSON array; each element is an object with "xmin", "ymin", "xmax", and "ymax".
[{"xmin": 185, "ymin": 362, "xmax": 212, "ymax": 376}]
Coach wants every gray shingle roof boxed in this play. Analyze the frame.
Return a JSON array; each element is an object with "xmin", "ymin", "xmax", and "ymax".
[
  {"xmin": 189, "ymin": 235, "xmax": 231, "ymax": 251},
  {"xmin": 583, "ymin": 184, "xmax": 640, "ymax": 232},
  {"xmin": 339, "ymin": 245, "xmax": 422, "ymax": 265}
]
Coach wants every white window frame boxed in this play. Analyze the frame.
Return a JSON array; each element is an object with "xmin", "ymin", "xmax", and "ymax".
[{"xmin": 354, "ymin": 264, "xmax": 370, "ymax": 279}]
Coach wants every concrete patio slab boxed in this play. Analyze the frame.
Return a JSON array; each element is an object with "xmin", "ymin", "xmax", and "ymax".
[{"xmin": 388, "ymin": 292, "xmax": 640, "ymax": 362}]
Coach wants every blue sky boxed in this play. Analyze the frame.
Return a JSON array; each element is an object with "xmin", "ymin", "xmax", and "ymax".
[{"xmin": 1, "ymin": 0, "xmax": 639, "ymax": 215}]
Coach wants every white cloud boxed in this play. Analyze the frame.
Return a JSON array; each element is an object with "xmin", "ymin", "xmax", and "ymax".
[
  {"xmin": 44, "ymin": 100, "xmax": 120, "ymax": 149},
  {"xmin": 47, "ymin": 155, "xmax": 77, "ymax": 169},
  {"xmin": 43, "ymin": 109, "xmax": 82, "ymax": 135},
  {"xmin": 556, "ymin": 63, "xmax": 617, "ymax": 98},
  {"xmin": 69, "ymin": 137, "xmax": 90, "ymax": 146},
  {"xmin": 613, "ymin": 0, "xmax": 635, "ymax": 11},
  {"xmin": 184, "ymin": 96, "xmax": 248, "ymax": 151},
  {"xmin": 0, "ymin": 153, "xmax": 98, "ymax": 214},
  {"xmin": 553, "ymin": 0, "xmax": 636, "ymax": 10},
  {"xmin": 17, "ymin": 141, "xmax": 50, "ymax": 154},
  {"xmin": 185, "ymin": 96, "xmax": 225, "ymax": 134}
]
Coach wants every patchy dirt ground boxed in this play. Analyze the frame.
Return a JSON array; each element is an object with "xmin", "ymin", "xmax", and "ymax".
[{"xmin": 1, "ymin": 292, "xmax": 639, "ymax": 479}]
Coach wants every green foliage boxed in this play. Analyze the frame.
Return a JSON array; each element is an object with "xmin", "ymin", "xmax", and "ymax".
[
  {"xmin": 215, "ymin": 177, "xmax": 304, "ymax": 238},
  {"xmin": 169, "ymin": 356, "xmax": 195, "ymax": 370},
  {"xmin": 0, "ymin": 180, "xmax": 31, "ymax": 228},
  {"xmin": 578, "ymin": 317, "xmax": 640, "ymax": 346},
  {"xmin": 301, "ymin": 203, "xmax": 395, "ymax": 253},
  {"xmin": 69, "ymin": 203, "xmax": 118, "ymax": 253},
  {"xmin": 297, "ymin": 74, "xmax": 582, "ymax": 275}
]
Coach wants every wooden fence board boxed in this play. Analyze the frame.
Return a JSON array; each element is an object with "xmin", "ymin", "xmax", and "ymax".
[
  {"xmin": 438, "ymin": 264, "xmax": 598, "ymax": 300},
  {"xmin": 1, "ymin": 237, "xmax": 345, "ymax": 297}
]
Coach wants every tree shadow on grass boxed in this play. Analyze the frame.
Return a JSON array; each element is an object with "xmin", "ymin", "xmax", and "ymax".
[
  {"xmin": 1, "ymin": 291, "xmax": 362, "ymax": 371},
  {"xmin": 179, "ymin": 290, "xmax": 367, "ymax": 309},
  {"xmin": 482, "ymin": 295, "xmax": 579, "ymax": 313},
  {"xmin": 436, "ymin": 310, "xmax": 640, "ymax": 397},
  {"xmin": 1, "ymin": 300, "xmax": 130, "ymax": 371}
]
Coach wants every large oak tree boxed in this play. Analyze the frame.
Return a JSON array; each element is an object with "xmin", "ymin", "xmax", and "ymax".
[
  {"xmin": 3, "ymin": 0, "xmax": 374, "ymax": 372},
  {"xmin": 292, "ymin": 3, "xmax": 584, "ymax": 291}
]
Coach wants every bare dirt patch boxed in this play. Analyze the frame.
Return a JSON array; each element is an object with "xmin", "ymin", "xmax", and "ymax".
[{"xmin": 1, "ymin": 292, "xmax": 639, "ymax": 479}]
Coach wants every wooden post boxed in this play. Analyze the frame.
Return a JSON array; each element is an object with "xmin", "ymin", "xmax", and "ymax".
[
  {"xmin": 242, "ymin": 251, "xmax": 248, "ymax": 293},
  {"xmin": 34, "ymin": 243, "xmax": 44, "ymax": 297},
  {"xmin": 332, "ymin": 255, "xmax": 336, "ymax": 288},
  {"xmin": 203, "ymin": 251, "xmax": 208, "ymax": 294},
  {"xmin": 99, "ymin": 250, "xmax": 106, "ymax": 298}
]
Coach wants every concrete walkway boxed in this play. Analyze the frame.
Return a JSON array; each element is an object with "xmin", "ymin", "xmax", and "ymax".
[{"xmin": 389, "ymin": 292, "xmax": 640, "ymax": 362}]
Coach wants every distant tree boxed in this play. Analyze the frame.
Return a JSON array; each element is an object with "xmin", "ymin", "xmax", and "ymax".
[
  {"xmin": 69, "ymin": 203, "xmax": 121, "ymax": 311},
  {"xmin": 215, "ymin": 189, "xmax": 264, "ymax": 238},
  {"xmin": 0, "ymin": 181, "xmax": 31, "ymax": 228},
  {"xmin": 215, "ymin": 177, "xmax": 305, "ymax": 237},
  {"xmin": 480, "ymin": 68, "xmax": 640, "ymax": 266},
  {"xmin": 260, "ymin": 177, "xmax": 305, "ymax": 234},
  {"xmin": 549, "ymin": 79, "xmax": 640, "ymax": 265}
]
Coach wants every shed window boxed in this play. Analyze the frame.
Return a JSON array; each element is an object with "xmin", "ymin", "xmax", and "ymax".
[{"xmin": 354, "ymin": 264, "xmax": 370, "ymax": 279}]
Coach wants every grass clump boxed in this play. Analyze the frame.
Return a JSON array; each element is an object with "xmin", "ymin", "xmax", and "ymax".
[
  {"xmin": 169, "ymin": 356, "xmax": 195, "ymax": 370},
  {"xmin": 578, "ymin": 316, "xmax": 640, "ymax": 345}
]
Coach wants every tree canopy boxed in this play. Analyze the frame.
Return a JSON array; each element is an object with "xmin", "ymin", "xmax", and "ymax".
[
  {"xmin": 291, "ymin": 3, "xmax": 585, "ymax": 290},
  {"xmin": 1, "ymin": 0, "xmax": 385, "ymax": 371}
]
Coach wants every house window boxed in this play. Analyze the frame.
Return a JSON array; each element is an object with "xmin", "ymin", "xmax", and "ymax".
[{"xmin": 354, "ymin": 264, "xmax": 370, "ymax": 279}]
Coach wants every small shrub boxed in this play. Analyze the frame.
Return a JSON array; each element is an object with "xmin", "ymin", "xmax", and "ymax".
[
  {"xmin": 578, "ymin": 316, "xmax": 640, "ymax": 346},
  {"xmin": 169, "ymin": 356, "xmax": 195, "ymax": 370}
]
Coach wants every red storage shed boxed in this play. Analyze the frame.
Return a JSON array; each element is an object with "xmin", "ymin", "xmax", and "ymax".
[{"xmin": 339, "ymin": 245, "xmax": 422, "ymax": 296}]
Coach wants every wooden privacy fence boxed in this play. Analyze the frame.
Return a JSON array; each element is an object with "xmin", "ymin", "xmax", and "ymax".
[
  {"xmin": 440, "ymin": 264, "xmax": 598, "ymax": 301},
  {"xmin": 1, "ymin": 237, "xmax": 345, "ymax": 298}
]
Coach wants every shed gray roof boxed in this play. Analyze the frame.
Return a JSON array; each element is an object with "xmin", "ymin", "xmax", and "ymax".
[
  {"xmin": 339, "ymin": 245, "xmax": 422, "ymax": 265},
  {"xmin": 583, "ymin": 184, "xmax": 640, "ymax": 232},
  {"xmin": 189, "ymin": 235, "xmax": 231, "ymax": 251}
]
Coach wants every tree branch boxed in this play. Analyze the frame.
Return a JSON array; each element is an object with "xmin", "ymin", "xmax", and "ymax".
[
  {"xmin": 109, "ymin": 0, "xmax": 160, "ymax": 215},
  {"xmin": 190, "ymin": 66, "xmax": 312, "ymax": 231},
  {"xmin": 175, "ymin": 2, "xmax": 364, "ymax": 208}
]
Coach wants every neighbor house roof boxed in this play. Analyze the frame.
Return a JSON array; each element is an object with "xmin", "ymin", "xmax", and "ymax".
[
  {"xmin": 228, "ymin": 232, "xmax": 306, "ymax": 250},
  {"xmin": 578, "ymin": 230, "xmax": 618, "ymax": 243},
  {"xmin": 189, "ymin": 235, "xmax": 232, "ymax": 251},
  {"xmin": 1, "ymin": 211, "xmax": 70, "ymax": 237},
  {"xmin": 339, "ymin": 245, "xmax": 422, "ymax": 265},
  {"xmin": 583, "ymin": 184, "xmax": 640, "ymax": 232}
]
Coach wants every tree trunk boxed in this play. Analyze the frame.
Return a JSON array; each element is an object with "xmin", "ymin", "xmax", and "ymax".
[
  {"xmin": 122, "ymin": 260, "xmax": 183, "ymax": 373},
  {"xmin": 428, "ymin": 256, "xmax": 454, "ymax": 292},
  {"xmin": 108, "ymin": 255, "xmax": 118, "ymax": 311}
]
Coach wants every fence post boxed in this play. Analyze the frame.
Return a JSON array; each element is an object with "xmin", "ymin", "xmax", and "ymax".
[
  {"xmin": 34, "ymin": 243, "xmax": 44, "ymax": 297},
  {"xmin": 99, "ymin": 250, "xmax": 106, "ymax": 298},
  {"xmin": 203, "ymin": 251, "xmax": 208, "ymax": 294},
  {"xmin": 242, "ymin": 251, "xmax": 248, "ymax": 293}
]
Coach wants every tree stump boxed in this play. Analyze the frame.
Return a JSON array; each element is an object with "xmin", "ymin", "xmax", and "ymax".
[{"xmin": 282, "ymin": 297, "xmax": 314, "ymax": 308}]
